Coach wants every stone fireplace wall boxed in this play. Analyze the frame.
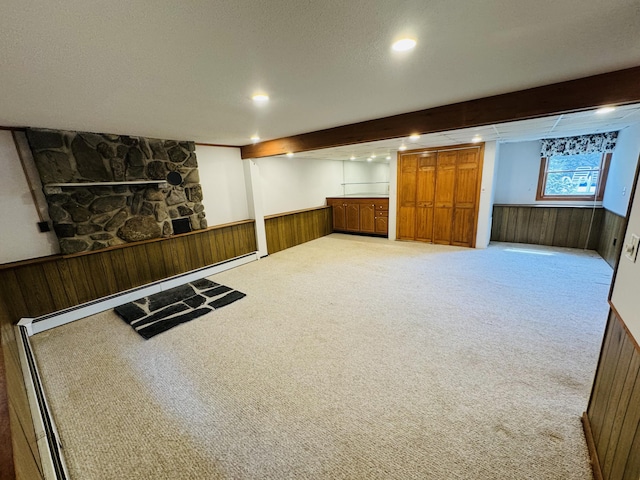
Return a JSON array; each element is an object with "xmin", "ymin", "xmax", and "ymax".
[{"xmin": 26, "ymin": 128, "xmax": 206, "ymax": 254}]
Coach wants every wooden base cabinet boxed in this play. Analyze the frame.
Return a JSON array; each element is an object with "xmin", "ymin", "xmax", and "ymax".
[
  {"xmin": 327, "ymin": 197, "xmax": 389, "ymax": 237},
  {"xmin": 397, "ymin": 144, "xmax": 483, "ymax": 248}
]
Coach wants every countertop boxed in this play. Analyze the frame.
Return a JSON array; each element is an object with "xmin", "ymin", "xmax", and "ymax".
[{"xmin": 327, "ymin": 194, "xmax": 389, "ymax": 199}]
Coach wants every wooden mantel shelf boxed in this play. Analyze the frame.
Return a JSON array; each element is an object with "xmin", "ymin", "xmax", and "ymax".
[{"xmin": 43, "ymin": 180, "xmax": 168, "ymax": 194}]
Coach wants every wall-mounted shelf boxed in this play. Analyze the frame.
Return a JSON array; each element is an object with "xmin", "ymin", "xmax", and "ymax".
[
  {"xmin": 43, "ymin": 180, "xmax": 168, "ymax": 195},
  {"xmin": 341, "ymin": 181, "xmax": 390, "ymax": 196},
  {"xmin": 340, "ymin": 181, "xmax": 389, "ymax": 185}
]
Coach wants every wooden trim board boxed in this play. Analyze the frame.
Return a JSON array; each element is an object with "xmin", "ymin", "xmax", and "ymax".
[
  {"xmin": 263, "ymin": 205, "xmax": 330, "ymax": 220},
  {"xmin": 582, "ymin": 412, "xmax": 604, "ymax": 480},
  {"xmin": 241, "ymin": 66, "xmax": 640, "ymax": 158}
]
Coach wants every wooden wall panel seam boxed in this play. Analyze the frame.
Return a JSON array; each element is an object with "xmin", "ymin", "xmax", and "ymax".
[{"xmin": 582, "ymin": 412, "xmax": 605, "ymax": 480}]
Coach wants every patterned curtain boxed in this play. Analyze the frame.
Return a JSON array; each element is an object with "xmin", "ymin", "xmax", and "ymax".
[{"xmin": 540, "ymin": 131, "xmax": 619, "ymax": 157}]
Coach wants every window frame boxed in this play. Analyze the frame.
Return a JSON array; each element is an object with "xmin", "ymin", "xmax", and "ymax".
[{"xmin": 536, "ymin": 152, "xmax": 611, "ymax": 201}]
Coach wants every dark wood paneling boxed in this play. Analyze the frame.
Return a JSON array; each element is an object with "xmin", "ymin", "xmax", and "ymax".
[
  {"xmin": 598, "ymin": 209, "xmax": 627, "ymax": 268},
  {"xmin": 586, "ymin": 310, "xmax": 640, "ymax": 480},
  {"xmin": 0, "ymin": 221, "xmax": 256, "ymax": 319},
  {"xmin": 241, "ymin": 66, "xmax": 640, "ymax": 158},
  {"xmin": 0, "ymin": 339, "xmax": 16, "ymax": 480},
  {"xmin": 0, "ymin": 221, "xmax": 256, "ymax": 478},
  {"xmin": 265, "ymin": 206, "xmax": 332, "ymax": 255},
  {"xmin": 491, "ymin": 205, "xmax": 603, "ymax": 249}
]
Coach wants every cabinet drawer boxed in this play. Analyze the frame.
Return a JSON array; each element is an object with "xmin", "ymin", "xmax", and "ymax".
[
  {"xmin": 375, "ymin": 203, "xmax": 389, "ymax": 211},
  {"xmin": 375, "ymin": 211, "xmax": 389, "ymax": 217}
]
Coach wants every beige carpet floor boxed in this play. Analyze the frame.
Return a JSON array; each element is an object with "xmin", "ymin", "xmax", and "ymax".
[{"xmin": 31, "ymin": 234, "xmax": 611, "ymax": 479}]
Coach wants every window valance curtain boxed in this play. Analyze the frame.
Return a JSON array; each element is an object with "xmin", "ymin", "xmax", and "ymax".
[{"xmin": 540, "ymin": 131, "xmax": 618, "ymax": 157}]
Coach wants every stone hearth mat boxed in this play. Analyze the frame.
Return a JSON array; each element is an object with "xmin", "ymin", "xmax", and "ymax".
[{"xmin": 114, "ymin": 278, "xmax": 245, "ymax": 339}]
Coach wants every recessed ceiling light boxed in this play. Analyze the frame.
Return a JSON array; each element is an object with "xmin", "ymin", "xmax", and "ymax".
[
  {"xmin": 392, "ymin": 38, "xmax": 417, "ymax": 52},
  {"xmin": 399, "ymin": 145, "xmax": 407, "ymax": 151},
  {"xmin": 472, "ymin": 135, "xmax": 482, "ymax": 143},
  {"xmin": 596, "ymin": 106, "xmax": 616, "ymax": 114},
  {"xmin": 386, "ymin": 155, "xmax": 391, "ymax": 160},
  {"xmin": 252, "ymin": 93, "xmax": 269, "ymax": 103},
  {"xmin": 371, "ymin": 154, "xmax": 377, "ymax": 158},
  {"xmin": 250, "ymin": 135, "xmax": 260, "ymax": 143},
  {"xmin": 367, "ymin": 157, "xmax": 372, "ymax": 162},
  {"xmin": 409, "ymin": 134, "xmax": 420, "ymax": 141},
  {"xmin": 286, "ymin": 152, "xmax": 294, "ymax": 158},
  {"xmin": 349, "ymin": 155, "xmax": 356, "ymax": 161}
]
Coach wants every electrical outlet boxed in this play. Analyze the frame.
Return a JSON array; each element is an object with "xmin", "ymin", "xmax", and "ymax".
[{"xmin": 624, "ymin": 234, "xmax": 640, "ymax": 262}]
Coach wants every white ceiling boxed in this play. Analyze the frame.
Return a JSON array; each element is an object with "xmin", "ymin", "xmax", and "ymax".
[
  {"xmin": 1, "ymin": 0, "xmax": 639, "ymax": 145},
  {"xmin": 281, "ymin": 103, "xmax": 640, "ymax": 162}
]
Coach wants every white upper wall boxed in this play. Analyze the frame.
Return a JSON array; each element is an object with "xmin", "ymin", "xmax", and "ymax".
[
  {"xmin": 476, "ymin": 141, "xmax": 499, "ymax": 248},
  {"xmin": 611, "ymin": 161, "xmax": 640, "ymax": 344},
  {"xmin": 603, "ymin": 124, "xmax": 640, "ymax": 217},
  {"xmin": 256, "ymin": 157, "xmax": 390, "ymax": 216},
  {"xmin": 343, "ymin": 161, "xmax": 390, "ymax": 196},
  {"xmin": 493, "ymin": 141, "xmax": 542, "ymax": 205},
  {"xmin": 196, "ymin": 145, "xmax": 249, "ymax": 225},
  {"xmin": 256, "ymin": 157, "xmax": 343, "ymax": 216},
  {"xmin": 0, "ymin": 131, "xmax": 58, "ymax": 263}
]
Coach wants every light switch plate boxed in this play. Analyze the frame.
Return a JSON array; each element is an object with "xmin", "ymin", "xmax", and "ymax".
[{"xmin": 624, "ymin": 234, "xmax": 640, "ymax": 262}]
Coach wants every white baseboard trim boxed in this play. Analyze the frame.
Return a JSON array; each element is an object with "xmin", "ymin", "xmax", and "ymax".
[
  {"xmin": 16, "ymin": 325, "xmax": 70, "ymax": 479},
  {"xmin": 18, "ymin": 251, "xmax": 258, "ymax": 336}
]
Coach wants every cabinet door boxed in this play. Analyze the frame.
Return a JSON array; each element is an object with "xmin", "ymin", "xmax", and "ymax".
[
  {"xmin": 433, "ymin": 151, "xmax": 457, "ymax": 244},
  {"xmin": 345, "ymin": 203, "xmax": 360, "ymax": 231},
  {"xmin": 416, "ymin": 153, "xmax": 437, "ymax": 242},
  {"xmin": 375, "ymin": 212, "xmax": 389, "ymax": 235},
  {"xmin": 397, "ymin": 154, "xmax": 418, "ymax": 240},
  {"xmin": 332, "ymin": 203, "xmax": 347, "ymax": 231},
  {"xmin": 360, "ymin": 203, "xmax": 375, "ymax": 233}
]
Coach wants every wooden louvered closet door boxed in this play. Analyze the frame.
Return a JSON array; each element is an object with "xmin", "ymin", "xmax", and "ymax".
[
  {"xmin": 451, "ymin": 148, "xmax": 481, "ymax": 247},
  {"xmin": 433, "ymin": 150, "xmax": 457, "ymax": 245},
  {"xmin": 415, "ymin": 152, "xmax": 437, "ymax": 242},
  {"xmin": 397, "ymin": 154, "xmax": 418, "ymax": 240},
  {"xmin": 396, "ymin": 144, "xmax": 483, "ymax": 248}
]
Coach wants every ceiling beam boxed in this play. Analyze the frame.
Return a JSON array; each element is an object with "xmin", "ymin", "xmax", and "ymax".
[{"xmin": 241, "ymin": 66, "xmax": 640, "ymax": 159}]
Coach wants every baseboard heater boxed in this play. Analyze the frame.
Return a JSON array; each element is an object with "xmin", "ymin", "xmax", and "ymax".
[
  {"xmin": 16, "ymin": 251, "xmax": 259, "ymax": 479},
  {"xmin": 16, "ymin": 325, "xmax": 69, "ymax": 479}
]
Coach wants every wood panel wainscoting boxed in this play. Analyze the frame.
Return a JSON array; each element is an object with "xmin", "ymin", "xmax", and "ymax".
[
  {"xmin": 583, "ymin": 307, "xmax": 640, "ymax": 480},
  {"xmin": 490, "ymin": 205, "xmax": 603, "ymax": 250},
  {"xmin": 264, "ymin": 206, "xmax": 333, "ymax": 255},
  {"xmin": 597, "ymin": 210, "xmax": 627, "ymax": 268},
  {"xmin": 0, "ymin": 220, "xmax": 257, "ymax": 479},
  {"xmin": 397, "ymin": 144, "xmax": 483, "ymax": 247}
]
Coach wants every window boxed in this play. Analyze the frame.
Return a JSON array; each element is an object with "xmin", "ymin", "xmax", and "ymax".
[{"xmin": 536, "ymin": 152, "xmax": 611, "ymax": 201}]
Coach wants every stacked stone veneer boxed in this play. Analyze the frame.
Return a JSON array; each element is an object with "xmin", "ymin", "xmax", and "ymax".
[{"xmin": 26, "ymin": 128, "xmax": 206, "ymax": 254}]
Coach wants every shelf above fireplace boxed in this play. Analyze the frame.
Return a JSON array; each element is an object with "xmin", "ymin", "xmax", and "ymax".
[{"xmin": 43, "ymin": 180, "xmax": 168, "ymax": 195}]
